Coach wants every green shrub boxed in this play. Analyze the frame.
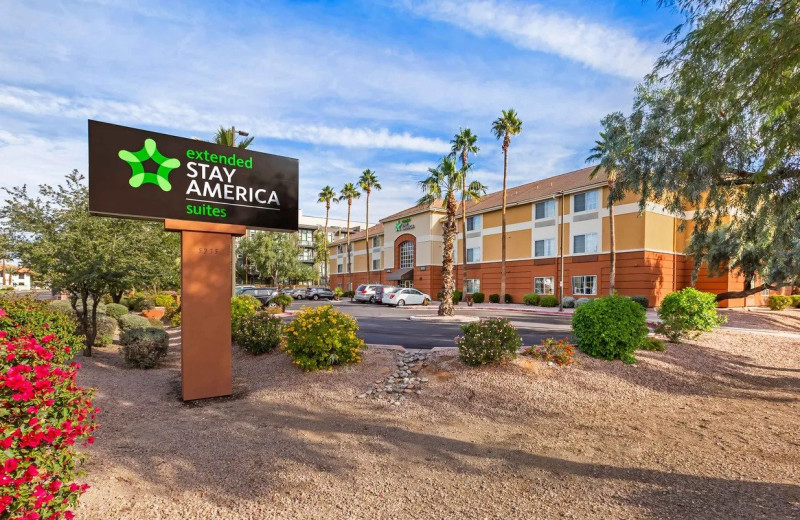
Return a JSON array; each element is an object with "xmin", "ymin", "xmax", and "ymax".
[
  {"xmin": 562, "ymin": 296, "xmax": 576, "ymax": 308},
  {"xmin": 120, "ymin": 327, "xmax": 169, "ymax": 368},
  {"xmin": 94, "ymin": 315, "xmax": 118, "ymax": 346},
  {"xmin": 47, "ymin": 299, "xmax": 75, "ymax": 315},
  {"xmin": 234, "ymin": 313, "xmax": 283, "ymax": 355},
  {"xmin": 539, "ymin": 295, "xmax": 558, "ymax": 307},
  {"xmin": 575, "ymin": 297, "xmax": 591, "ymax": 308},
  {"xmin": 147, "ymin": 317, "xmax": 165, "ymax": 329},
  {"xmin": 630, "ymin": 296, "xmax": 649, "ymax": 309},
  {"xmin": 768, "ymin": 294, "xmax": 792, "ymax": 311},
  {"xmin": 74, "ymin": 300, "xmax": 106, "ymax": 315},
  {"xmin": 523, "ymin": 293, "xmax": 540, "ymax": 306},
  {"xmin": 453, "ymin": 290, "xmax": 463, "ymax": 305},
  {"xmin": 791, "ymin": 295, "xmax": 800, "ymax": 308},
  {"xmin": 119, "ymin": 296, "xmax": 130, "ymax": 308},
  {"xmin": 572, "ymin": 295, "xmax": 649, "ymax": 364},
  {"xmin": 165, "ymin": 303, "xmax": 181, "ymax": 327},
  {"xmin": 2, "ymin": 297, "xmax": 83, "ymax": 358},
  {"xmin": 153, "ymin": 293, "xmax": 176, "ymax": 308},
  {"xmin": 456, "ymin": 317, "xmax": 522, "ymax": 366},
  {"xmin": 657, "ymin": 288, "xmax": 726, "ymax": 343},
  {"xmin": 471, "ymin": 292, "xmax": 485, "ymax": 304},
  {"xmin": 104, "ymin": 302, "xmax": 129, "ymax": 320},
  {"xmin": 117, "ymin": 313, "xmax": 151, "ymax": 330},
  {"xmin": 640, "ymin": 337, "xmax": 666, "ymax": 351},
  {"xmin": 282, "ymin": 305, "xmax": 365, "ymax": 371},
  {"xmin": 489, "ymin": 293, "xmax": 500, "ymax": 303},
  {"xmin": 271, "ymin": 293, "xmax": 293, "ymax": 311},
  {"xmin": 231, "ymin": 294, "xmax": 262, "ymax": 334},
  {"xmin": 127, "ymin": 293, "xmax": 154, "ymax": 312},
  {"xmin": 525, "ymin": 337, "xmax": 575, "ymax": 366},
  {"xmin": 333, "ymin": 287, "xmax": 344, "ymax": 300},
  {"xmin": 504, "ymin": 293, "xmax": 512, "ymax": 304},
  {"xmin": 343, "ymin": 290, "xmax": 356, "ymax": 299}
]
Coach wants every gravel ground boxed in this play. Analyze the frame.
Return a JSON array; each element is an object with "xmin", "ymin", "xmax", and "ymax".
[
  {"xmin": 74, "ymin": 322, "xmax": 800, "ymax": 519},
  {"xmin": 720, "ymin": 307, "xmax": 800, "ymax": 332}
]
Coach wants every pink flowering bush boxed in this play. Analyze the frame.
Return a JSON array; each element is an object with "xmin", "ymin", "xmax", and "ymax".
[
  {"xmin": 1, "ymin": 299, "xmax": 99, "ymax": 520},
  {"xmin": 455, "ymin": 318, "xmax": 522, "ymax": 366}
]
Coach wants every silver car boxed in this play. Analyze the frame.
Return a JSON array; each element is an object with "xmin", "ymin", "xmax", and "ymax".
[
  {"xmin": 383, "ymin": 288, "xmax": 432, "ymax": 307},
  {"xmin": 354, "ymin": 284, "xmax": 382, "ymax": 303}
]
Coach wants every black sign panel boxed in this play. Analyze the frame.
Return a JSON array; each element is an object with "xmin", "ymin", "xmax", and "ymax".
[{"xmin": 88, "ymin": 120, "xmax": 298, "ymax": 231}]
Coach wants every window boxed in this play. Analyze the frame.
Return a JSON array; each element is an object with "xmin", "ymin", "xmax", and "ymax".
[
  {"xmin": 337, "ymin": 263, "xmax": 343, "ymax": 273},
  {"xmin": 466, "ymin": 247, "xmax": 481, "ymax": 263},
  {"xmin": 298, "ymin": 229, "xmax": 313, "ymax": 244},
  {"xmin": 372, "ymin": 258, "xmax": 381, "ymax": 271},
  {"xmin": 372, "ymin": 236, "xmax": 381, "ymax": 248},
  {"xmin": 761, "ymin": 288, "xmax": 770, "ymax": 297},
  {"xmin": 534, "ymin": 277, "xmax": 554, "ymax": 295},
  {"xmin": 465, "ymin": 279, "xmax": 481, "ymax": 294},
  {"xmin": 572, "ymin": 275, "xmax": 597, "ymax": 295},
  {"xmin": 574, "ymin": 191, "xmax": 598, "ymax": 212},
  {"xmin": 573, "ymin": 233, "xmax": 598, "ymax": 254},
  {"xmin": 337, "ymin": 245, "xmax": 343, "ymax": 254},
  {"xmin": 466, "ymin": 215, "xmax": 481, "ymax": 231},
  {"xmin": 18, "ymin": 273, "xmax": 25, "ymax": 280},
  {"xmin": 534, "ymin": 238, "xmax": 555, "ymax": 257},
  {"xmin": 535, "ymin": 200, "xmax": 556, "ymax": 219},
  {"xmin": 399, "ymin": 241, "xmax": 414, "ymax": 268}
]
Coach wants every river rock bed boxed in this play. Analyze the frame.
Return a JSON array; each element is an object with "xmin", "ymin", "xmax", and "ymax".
[{"xmin": 357, "ymin": 351, "xmax": 430, "ymax": 405}]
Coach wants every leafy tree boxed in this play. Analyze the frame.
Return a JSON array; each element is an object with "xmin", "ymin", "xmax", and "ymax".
[
  {"xmin": 450, "ymin": 128, "xmax": 486, "ymax": 296},
  {"xmin": 338, "ymin": 182, "xmax": 361, "ymax": 290},
  {"xmin": 239, "ymin": 231, "xmax": 305, "ymax": 286},
  {"xmin": 491, "ymin": 109, "xmax": 523, "ymax": 301},
  {"xmin": 587, "ymin": 112, "xmax": 630, "ymax": 294},
  {"xmin": 358, "ymin": 169, "xmax": 381, "ymax": 283},
  {"xmin": 418, "ymin": 156, "xmax": 466, "ymax": 317},
  {"xmin": 213, "ymin": 126, "xmax": 254, "ymax": 148},
  {"xmin": 317, "ymin": 185, "xmax": 339, "ymax": 283},
  {"xmin": 623, "ymin": 0, "xmax": 800, "ymax": 300},
  {"xmin": 1, "ymin": 171, "xmax": 178, "ymax": 354},
  {"xmin": 313, "ymin": 228, "xmax": 328, "ymax": 283}
]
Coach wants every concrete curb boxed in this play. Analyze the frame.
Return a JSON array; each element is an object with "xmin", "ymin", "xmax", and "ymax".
[{"xmin": 407, "ymin": 315, "xmax": 479, "ymax": 323}]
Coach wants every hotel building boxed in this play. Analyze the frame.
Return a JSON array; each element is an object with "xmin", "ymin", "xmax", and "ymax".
[{"xmin": 329, "ymin": 166, "xmax": 777, "ymax": 307}]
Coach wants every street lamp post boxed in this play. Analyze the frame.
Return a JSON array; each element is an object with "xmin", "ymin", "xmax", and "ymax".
[{"xmin": 230, "ymin": 127, "xmax": 250, "ymax": 296}]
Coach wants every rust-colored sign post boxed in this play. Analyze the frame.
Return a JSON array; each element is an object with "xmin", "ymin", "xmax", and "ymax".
[{"xmin": 166, "ymin": 220, "xmax": 245, "ymax": 400}]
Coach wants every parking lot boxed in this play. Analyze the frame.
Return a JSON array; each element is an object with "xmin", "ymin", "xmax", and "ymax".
[{"xmin": 286, "ymin": 298, "xmax": 573, "ymax": 349}]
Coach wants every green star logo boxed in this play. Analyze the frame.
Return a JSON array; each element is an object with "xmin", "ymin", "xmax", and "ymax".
[{"xmin": 118, "ymin": 138, "xmax": 180, "ymax": 192}]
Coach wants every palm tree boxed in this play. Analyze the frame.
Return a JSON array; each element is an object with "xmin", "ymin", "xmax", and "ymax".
[
  {"xmin": 358, "ymin": 169, "xmax": 382, "ymax": 284},
  {"xmin": 317, "ymin": 186, "xmax": 339, "ymax": 284},
  {"xmin": 491, "ymin": 109, "xmax": 522, "ymax": 301},
  {"xmin": 587, "ymin": 112, "xmax": 629, "ymax": 295},
  {"xmin": 418, "ymin": 156, "xmax": 465, "ymax": 317},
  {"xmin": 213, "ymin": 126, "xmax": 254, "ymax": 148},
  {"xmin": 449, "ymin": 128, "xmax": 485, "ymax": 297},
  {"xmin": 339, "ymin": 182, "xmax": 361, "ymax": 290}
]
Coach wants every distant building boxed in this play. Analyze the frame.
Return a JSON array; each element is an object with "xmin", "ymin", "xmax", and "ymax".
[{"xmin": 1, "ymin": 266, "xmax": 33, "ymax": 291}]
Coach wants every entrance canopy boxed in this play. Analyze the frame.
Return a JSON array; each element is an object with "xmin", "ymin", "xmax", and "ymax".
[{"xmin": 386, "ymin": 267, "xmax": 413, "ymax": 281}]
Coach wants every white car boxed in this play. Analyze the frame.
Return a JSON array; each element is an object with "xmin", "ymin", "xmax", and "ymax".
[{"xmin": 383, "ymin": 288, "xmax": 431, "ymax": 307}]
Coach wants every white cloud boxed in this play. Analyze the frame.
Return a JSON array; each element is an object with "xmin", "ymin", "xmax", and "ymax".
[{"xmin": 401, "ymin": 0, "xmax": 659, "ymax": 79}]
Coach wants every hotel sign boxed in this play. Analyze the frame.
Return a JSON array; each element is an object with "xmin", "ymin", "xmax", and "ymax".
[
  {"xmin": 395, "ymin": 217, "xmax": 415, "ymax": 232},
  {"xmin": 88, "ymin": 120, "xmax": 299, "ymax": 231}
]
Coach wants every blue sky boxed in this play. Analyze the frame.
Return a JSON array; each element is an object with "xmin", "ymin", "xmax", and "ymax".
[{"xmin": 0, "ymin": 0, "xmax": 681, "ymax": 222}]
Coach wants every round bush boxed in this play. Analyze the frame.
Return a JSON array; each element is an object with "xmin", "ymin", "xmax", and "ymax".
[
  {"xmin": 791, "ymin": 295, "xmax": 800, "ymax": 308},
  {"xmin": 271, "ymin": 293, "xmax": 293, "ymax": 311},
  {"xmin": 153, "ymin": 293, "xmax": 177, "ymax": 308},
  {"xmin": 282, "ymin": 305, "xmax": 365, "ymax": 371},
  {"xmin": 539, "ymin": 295, "xmax": 558, "ymax": 307},
  {"xmin": 575, "ymin": 297, "xmax": 591, "ymax": 308},
  {"xmin": 572, "ymin": 295, "xmax": 649, "ymax": 364},
  {"xmin": 630, "ymin": 296, "xmax": 649, "ymax": 309},
  {"xmin": 562, "ymin": 296, "xmax": 576, "ymax": 308},
  {"xmin": 657, "ymin": 288, "xmax": 725, "ymax": 342},
  {"xmin": 471, "ymin": 292, "xmax": 485, "ymax": 304},
  {"xmin": 47, "ymin": 299, "xmax": 75, "ymax": 315},
  {"xmin": 523, "ymin": 293, "xmax": 540, "ymax": 306},
  {"xmin": 488, "ymin": 293, "xmax": 500, "ymax": 304},
  {"xmin": 120, "ymin": 327, "xmax": 169, "ymax": 368},
  {"xmin": 456, "ymin": 317, "xmax": 522, "ymax": 366},
  {"xmin": 231, "ymin": 294, "xmax": 262, "ymax": 334},
  {"xmin": 127, "ymin": 293, "xmax": 154, "ymax": 312},
  {"xmin": 768, "ymin": 294, "xmax": 791, "ymax": 311},
  {"xmin": 104, "ymin": 302, "xmax": 129, "ymax": 320},
  {"xmin": 117, "ymin": 313, "xmax": 151, "ymax": 330},
  {"xmin": 3, "ymin": 297, "xmax": 83, "ymax": 358},
  {"xmin": 504, "ymin": 293, "xmax": 513, "ymax": 304},
  {"xmin": 234, "ymin": 313, "xmax": 283, "ymax": 355},
  {"xmin": 94, "ymin": 315, "xmax": 118, "ymax": 346}
]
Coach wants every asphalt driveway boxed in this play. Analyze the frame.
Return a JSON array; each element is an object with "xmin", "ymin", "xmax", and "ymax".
[{"xmin": 286, "ymin": 299, "xmax": 573, "ymax": 349}]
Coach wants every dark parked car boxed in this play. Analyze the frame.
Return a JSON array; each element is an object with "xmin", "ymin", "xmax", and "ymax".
[
  {"xmin": 238, "ymin": 287, "xmax": 279, "ymax": 306},
  {"xmin": 305, "ymin": 286, "xmax": 335, "ymax": 301}
]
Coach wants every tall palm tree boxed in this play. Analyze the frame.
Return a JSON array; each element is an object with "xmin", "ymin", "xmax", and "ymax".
[
  {"xmin": 358, "ymin": 169, "xmax": 381, "ymax": 284},
  {"xmin": 339, "ymin": 182, "xmax": 361, "ymax": 290},
  {"xmin": 213, "ymin": 126, "xmax": 254, "ymax": 148},
  {"xmin": 587, "ymin": 112, "xmax": 629, "ymax": 295},
  {"xmin": 317, "ymin": 185, "xmax": 339, "ymax": 284},
  {"xmin": 418, "ymin": 156, "xmax": 465, "ymax": 317},
  {"xmin": 491, "ymin": 109, "xmax": 522, "ymax": 301},
  {"xmin": 449, "ymin": 128, "xmax": 484, "ymax": 296}
]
